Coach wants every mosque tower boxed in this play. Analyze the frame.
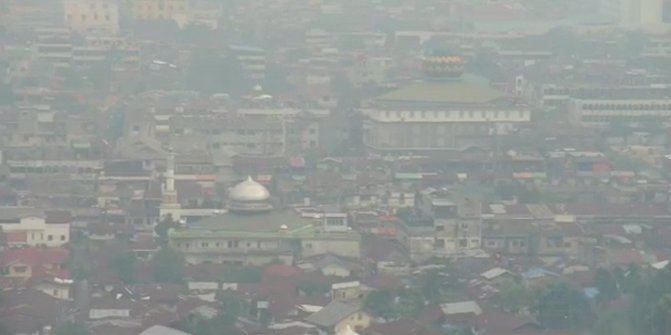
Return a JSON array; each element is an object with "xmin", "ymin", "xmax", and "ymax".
[{"xmin": 159, "ymin": 149, "xmax": 182, "ymax": 221}]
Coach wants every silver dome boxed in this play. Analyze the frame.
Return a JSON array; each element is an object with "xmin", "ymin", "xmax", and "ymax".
[{"xmin": 229, "ymin": 176, "xmax": 270, "ymax": 202}]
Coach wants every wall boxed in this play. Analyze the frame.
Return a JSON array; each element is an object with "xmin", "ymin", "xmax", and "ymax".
[
  {"xmin": 320, "ymin": 264, "xmax": 351, "ymax": 278},
  {"xmin": 301, "ymin": 238, "xmax": 361, "ymax": 258},
  {"xmin": 6, "ymin": 263, "xmax": 32, "ymax": 279},
  {"xmin": 89, "ymin": 308, "xmax": 131, "ymax": 320},
  {"xmin": 334, "ymin": 312, "xmax": 372, "ymax": 334},
  {"xmin": 63, "ymin": 0, "xmax": 120, "ymax": 33},
  {"xmin": 36, "ymin": 283, "xmax": 72, "ymax": 301}
]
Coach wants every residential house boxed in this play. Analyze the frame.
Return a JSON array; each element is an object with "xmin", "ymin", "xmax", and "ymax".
[
  {"xmin": 88, "ymin": 296, "xmax": 134, "ymax": 320},
  {"xmin": 1, "ymin": 247, "xmax": 69, "ymax": 280},
  {"xmin": 304, "ymin": 301, "xmax": 371, "ymax": 334},
  {"xmin": 439, "ymin": 301, "xmax": 483, "ymax": 333},
  {"xmin": 331, "ymin": 281, "xmax": 363, "ymax": 302},
  {"xmin": 481, "ymin": 220, "xmax": 534, "ymax": 255}
]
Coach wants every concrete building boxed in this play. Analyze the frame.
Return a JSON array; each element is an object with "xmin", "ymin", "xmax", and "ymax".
[
  {"xmin": 131, "ymin": 0, "xmax": 190, "ymax": 21},
  {"xmin": 0, "ymin": 209, "xmax": 71, "ymax": 247},
  {"xmin": 568, "ymin": 86, "xmax": 671, "ymax": 127},
  {"xmin": 168, "ymin": 183, "xmax": 361, "ymax": 265},
  {"xmin": 63, "ymin": 0, "xmax": 120, "ymax": 34},
  {"xmin": 397, "ymin": 192, "xmax": 483, "ymax": 262},
  {"xmin": 621, "ymin": 0, "xmax": 666, "ymax": 31},
  {"xmin": 362, "ymin": 54, "xmax": 530, "ymax": 152}
]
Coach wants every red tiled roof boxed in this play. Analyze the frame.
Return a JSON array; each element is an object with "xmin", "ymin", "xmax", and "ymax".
[
  {"xmin": 2, "ymin": 247, "xmax": 69, "ymax": 268},
  {"xmin": 264, "ymin": 264, "xmax": 301, "ymax": 278},
  {"xmin": 45, "ymin": 210, "xmax": 72, "ymax": 224}
]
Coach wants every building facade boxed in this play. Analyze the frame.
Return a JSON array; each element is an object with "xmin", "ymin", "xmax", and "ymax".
[
  {"xmin": 130, "ymin": 0, "xmax": 190, "ymax": 21},
  {"xmin": 362, "ymin": 54, "xmax": 531, "ymax": 152},
  {"xmin": 63, "ymin": 0, "xmax": 120, "ymax": 34}
]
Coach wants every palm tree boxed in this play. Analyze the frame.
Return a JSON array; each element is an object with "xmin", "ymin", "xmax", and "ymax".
[{"xmin": 653, "ymin": 294, "xmax": 671, "ymax": 335}]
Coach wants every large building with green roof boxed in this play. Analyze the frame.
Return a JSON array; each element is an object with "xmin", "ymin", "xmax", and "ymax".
[
  {"xmin": 168, "ymin": 178, "xmax": 361, "ymax": 265},
  {"xmin": 362, "ymin": 53, "xmax": 531, "ymax": 152}
]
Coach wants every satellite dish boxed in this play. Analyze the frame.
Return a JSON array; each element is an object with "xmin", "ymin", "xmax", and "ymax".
[{"xmin": 280, "ymin": 224, "xmax": 288, "ymax": 230}]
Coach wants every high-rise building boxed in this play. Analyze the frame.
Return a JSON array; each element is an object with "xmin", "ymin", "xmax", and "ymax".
[{"xmin": 621, "ymin": 0, "xmax": 664, "ymax": 29}]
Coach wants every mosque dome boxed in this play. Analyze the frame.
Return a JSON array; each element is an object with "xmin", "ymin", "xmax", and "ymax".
[
  {"xmin": 422, "ymin": 48, "xmax": 464, "ymax": 80},
  {"xmin": 229, "ymin": 176, "xmax": 270, "ymax": 202}
]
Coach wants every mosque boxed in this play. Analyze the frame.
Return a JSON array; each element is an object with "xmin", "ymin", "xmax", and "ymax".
[
  {"xmin": 362, "ymin": 49, "xmax": 531, "ymax": 152},
  {"xmin": 167, "ymin": 176, "xmax": 361, "ymax": 265}
]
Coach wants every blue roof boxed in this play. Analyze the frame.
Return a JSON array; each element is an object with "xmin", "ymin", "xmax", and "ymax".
[
  {"xmin": 521, "ymin": 268, "xmax": 558, "ymax": 280},
  {"xmin": 584, "ymin": 287, "xmax": 600, "ymax": 299}
]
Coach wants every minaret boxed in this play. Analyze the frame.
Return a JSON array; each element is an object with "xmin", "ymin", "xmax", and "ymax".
[{"xmin": 159, "ymin": 149, "xmax": 181, "ymax": 221}]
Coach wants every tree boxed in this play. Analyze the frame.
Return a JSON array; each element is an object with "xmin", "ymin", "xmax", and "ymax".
[
  {"xmin": 189, "ymin": 292, "xmax": 246, "ymax": 335},
  {"xmin": 222, "ymin": 265, "xmax": 262, "ymax": 283},
  {"xmin": 54, "ymin": 322, "xmax": 90, "ymax": 335},
  {"xmin": 0, "ymin": 82, "xmax": 15, "ymax": 106},
  {"xmin": 364, "ymin": 289, "xmax": 395, "ymax": 319},
  {"xmin": 395, "ymin": 287, "xmax": 424, "ymax": 318},
  {"xmin": 652, "ymin": 294, "xmax": 671, "ymax": 335},
  {"xmin": 594, "ymin": 268, "xmax": 619, "ymax": 304},
  {"xmin": 263, "ymin": 63, "xmax": 292, "ymax": 95},
  {"xmin": 151, "ymin": 246, "xmax": 185, "ymax": 284},
  {"xmin": 535, "ymin": 282, "xmax": 594, "ymax": 330},
  {"xmin": 185, "ymin": 51, "xmax": 249, "ymax": 95},
  {"xmin": 420, "ymin": 270, "xmax": 443, "ymax": 304},
  {"xmin": 155, "ymin": 215, "xmax": 179, "ymax": 244},
  {"xmin": 493, "ymin": 279, "xmax": 532, "ymax": 313},
  {"xmin": 108, "ymin": 251, "xmax": 137, "ymax": 284},
  {"xmin": 630, "ymin": 265, "xmax": 671, "ymax": 335}
]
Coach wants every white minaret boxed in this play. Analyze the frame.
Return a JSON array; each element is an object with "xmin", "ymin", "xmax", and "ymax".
[{"xmin": 159, "ymin": 149, "xmax": 182, "ymax": 221}]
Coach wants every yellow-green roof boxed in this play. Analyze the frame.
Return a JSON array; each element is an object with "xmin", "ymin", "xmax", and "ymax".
[
  {"xmin": 169, "ymin": 211, "xmax": 359, "ymax": 240},
  {"xmin": 375, "ymin": 80, "xmax": 505, "ymax": 105}
]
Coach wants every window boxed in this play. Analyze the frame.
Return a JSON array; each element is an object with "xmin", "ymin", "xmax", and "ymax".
[
  {"xmin": 53, "ymin": 289, "xmax": 58, "ymax": 295},
  {"xmin": 201, "ymin": 242, "xmax": 209, "ymax": 248},
  {"xmin": 436, "ymin": 225, "xmax": 444, "ymax": 232},
  {"xmin": 48, "ymin": 235, "xmax": 53, "ymax": 241},
  {"xmin": 305, "ymin": 243, "xmax": 313, "ymax": 249},
  {"xmin": 13, "ymin": 266, "xmax": 27, "ymax": 273},
  {"xmin": 434, "ymin": 239, "xmax": 445, "ymax": 249},
  {"xmin": 486, "ymin": 240, "xmax": 497, "ymax": 247},
  {"xmin": 459, "ymin": 239, "xmax": 467, "ymax": 247}
]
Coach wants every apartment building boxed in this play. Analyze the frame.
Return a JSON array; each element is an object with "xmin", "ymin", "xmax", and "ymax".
[
  {"xmin": 63, "ymin": 0, "xmax": 120, "ymax": 34},
  {"xmin": 131, "ymin": 0, "xmax": 190, "ymax": 21}
]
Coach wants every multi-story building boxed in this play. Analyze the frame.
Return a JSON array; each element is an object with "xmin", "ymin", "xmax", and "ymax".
[
  {"xmin": 569, "ymin": 86, "xmax": 671, "ymax": 127},
  {"xmin": 0, "ymin": 209, "xmax": 71, "ymax": 247},
  {"xmin": 396, "ymin": 191, "xmax": 482, "ymax": 262},
  {"xmin": 130, "ymin": 0, "xmax": 190, "ymax": 21},
  {"xmin": 620, "ymin": 0, "xmax": 665, "ymax": 30},
  {"xmin": 63, "ymin": 0, "xmax": 120, "ymax": 34},
  {"xmin": 165, "ymin": 108, "xmax": 328, "ymax": 156},
  {"xmin": 362, "ymin": 55, "xmax": 531, "ymax": 152},
  {"xmin": 230, "ymin": 45, "xmax": 267, "ymax": 82}
]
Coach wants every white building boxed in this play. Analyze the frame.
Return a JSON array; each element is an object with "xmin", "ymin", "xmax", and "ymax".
[
  {"xmin": 0, "ymin": 209, "xmax": 71, "ymax": 247},
  {"xmin": 63, "ymin": 0, "xmax": 120, "ymax": 34},
  {"xmin": 620, "ymin": 0, "xmax": 666, "ymax": 31}
]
